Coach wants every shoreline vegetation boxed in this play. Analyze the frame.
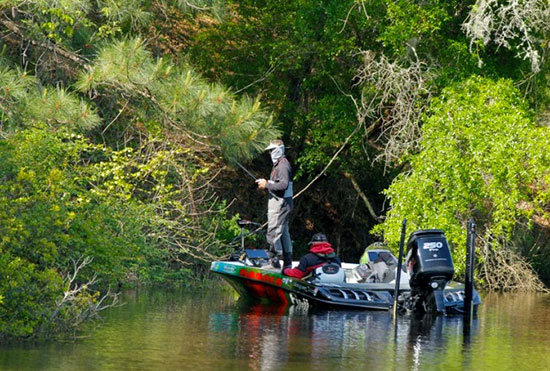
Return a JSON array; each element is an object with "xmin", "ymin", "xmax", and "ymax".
[{"xmin": 1, "ymin": 0, "xmax": 550, "ymax": 341}]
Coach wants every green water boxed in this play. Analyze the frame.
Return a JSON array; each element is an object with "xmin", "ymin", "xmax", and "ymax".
[{"xmin": 1, "ymin": 286, "xmax": 550, "ymax": 370}]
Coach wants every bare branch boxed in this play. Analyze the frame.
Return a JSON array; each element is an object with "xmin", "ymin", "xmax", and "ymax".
[
  {"xmin": 342, "ymin": 171, "xmax": 383, "ymax": 222},
  {"xmin": 355, "ymin": 51, "xmax": 431, "ymax": 167},
  {"xmin": 463, "ymin": 0, "xmax": 550, "ymax": 73},
  {"xmin": 48, "ymin": 256, "xmax": 120, "ymax": 335},
  {"xmin": 478, "ymin": 235, "xmax": 548, "ymax": 292},
  {"xmin": 0, "ymin": 18, "xmax": 87, "ymax": 66}
]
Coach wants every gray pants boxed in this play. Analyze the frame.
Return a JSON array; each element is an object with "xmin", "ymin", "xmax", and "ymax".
[{"xmin": 266, "ymin": 196, "xmax": 293, "ymax": 256}]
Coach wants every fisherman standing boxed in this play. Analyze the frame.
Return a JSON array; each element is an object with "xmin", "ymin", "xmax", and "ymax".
[{"xmin": 256, "ymin": 139, "xmax": 293, "ymax": 269}]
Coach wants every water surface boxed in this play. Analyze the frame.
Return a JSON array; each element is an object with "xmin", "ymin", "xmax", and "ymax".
[{"xmin": 1, "ymin": 287, "xmax": 550, "ymax": 370}]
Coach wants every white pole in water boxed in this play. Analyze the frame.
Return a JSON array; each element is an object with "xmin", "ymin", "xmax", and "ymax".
[{"xmin": 393, "ymin": 218, "xmax": 407, "ymax": 318}]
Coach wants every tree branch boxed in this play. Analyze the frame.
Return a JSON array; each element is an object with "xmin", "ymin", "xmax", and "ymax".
[
  {"xmin": 0, "ymin": 18, "xmax": 87, "ymax": 66},
  {"xmin": 342, "ymin": 171, "xmax": 383, "ymax": 222}
]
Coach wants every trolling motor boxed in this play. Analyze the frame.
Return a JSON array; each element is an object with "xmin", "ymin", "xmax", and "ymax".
[
  {"xmin": 229, "ymin": 219, "xmax": 258, "ymax": 260},
  {"xmin": 229, "ymin": 219, "xmax": 269, "ymax": 267},
  {"xmin": 237, "ymin": 219, "xmax": 262, "ymax": 250},
  {"xmin": 405, "ymin": 229, "xmax": 454, "ymax": 314}
]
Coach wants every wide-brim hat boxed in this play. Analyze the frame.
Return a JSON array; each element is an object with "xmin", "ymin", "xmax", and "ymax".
[{"xmin": 265, "ymin": 142, "xmax": 279, "ymax": 151}]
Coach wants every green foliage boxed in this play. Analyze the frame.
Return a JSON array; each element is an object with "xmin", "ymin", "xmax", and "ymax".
[
  {"xmin": 0, "ymin": 62, "xmax": 100, "ymax": 132},
  {"xmin": 379, "ymin": 0, "xmax": 452, "ymax": 55},
  {"xmin": 24, "ymin": 88, "xmax": 101, "ymax": 131},
  {"xmin": 3, "ymin": 0, "xmax": 226, "ymax": 63},
  {"xmin": 13, "ymin": 0, "xmax": 93, "ymax": 47},
  {"xmin": 188, "ymin": 0, "xmax": 380, "ymax": 182},
  {"xmin": 0, "ymin": 10, "xmax": 283, "ymax": 341},
  {"xmin": 2, "ymin": 0, "xmax": 550, "ymax": 339},
  {"xmin": 374, "ymin": 76, "xmax": 550, "ymax": 272},
  {"xmin": 77, "ymin": 37, "xmax": 279, "ymax": 161},
  {"xmin": 98, "ymin": 0, "xmax": 153, "ymax": 33},
  {"xmin": 214, "ymin": 209, "xmax": 242, "ymax": 242},
  {"xmin": 294, "ymin": 95, "xmax": 358, "ymax": 180},
  {"xmin": 0, "ymin": 250, "xmax": 62, "ymax": 338},
  {"xmin": 0, "ymin": 127, "xmax": 170, "ymax": 340},
  {"xmin": 75, "ymin": 134, "xmax": 245, "ymax": 267}
]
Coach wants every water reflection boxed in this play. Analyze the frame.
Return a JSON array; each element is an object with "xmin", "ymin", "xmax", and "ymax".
[
  {"xmin": 402, "ymin": 314, "xmax": 479, "ymax": 371},
  {"xmin": 208, "ymin": 300, "xmax": 481, "ymax": 371},
  {"xmin": 1, "ymin": 290, "xmax": 550, "ymax": 370}
]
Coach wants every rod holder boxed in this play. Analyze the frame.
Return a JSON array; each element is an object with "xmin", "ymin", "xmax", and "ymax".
[
  {"xmin": 393, "ymin": 218, "xmax": 407, "ymax": 317},
  {"xmin": 464, "ymin": 218, "xmax": 476, "ymax": 322}
]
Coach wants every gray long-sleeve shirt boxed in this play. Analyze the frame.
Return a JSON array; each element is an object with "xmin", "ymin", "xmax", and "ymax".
[{"xmin": 267, "ymin": 157, "xmax": 293, "ymax": 199}]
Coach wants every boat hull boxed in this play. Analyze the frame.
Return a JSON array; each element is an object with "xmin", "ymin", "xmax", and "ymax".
[
  {"xmin": 211, "ymin": 261, "xmax": 481, "ymax": 313},
  {"xmin": 212, "ymin": 261, "xmax": 397, "ymax": 310}
]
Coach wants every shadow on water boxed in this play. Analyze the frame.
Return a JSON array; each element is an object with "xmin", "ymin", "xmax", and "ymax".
[{"xmin": 1, "ymin": 290, "xmax": 550, "ymax": 371}]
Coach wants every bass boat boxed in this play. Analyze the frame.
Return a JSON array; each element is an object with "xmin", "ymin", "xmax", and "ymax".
[{"xmin": 211, "ymin": 226, "xmax": 481, "ymax": 315}]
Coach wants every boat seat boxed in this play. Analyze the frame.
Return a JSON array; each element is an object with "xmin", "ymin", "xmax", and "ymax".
[
  {"xmin": 368, "ymin": 261, "xmax": 396, "ymax": 283},
  {"xmin": 353, "ymin": 260, "xmax": 397, "ymax": 283},
  {"xmin": 308, "ymin": 263, "xmax": 346, "ymax": 284}
]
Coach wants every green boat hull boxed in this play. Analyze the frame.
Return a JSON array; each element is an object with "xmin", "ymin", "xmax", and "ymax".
[{"xmin": 211, "ymin": 261, "xmax": 394, "ymax": 310}]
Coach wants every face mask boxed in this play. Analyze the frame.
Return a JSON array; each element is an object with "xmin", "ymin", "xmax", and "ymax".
[{"xmin": 270, "ymin": 145, "xmax": 285, "ymax": 164}]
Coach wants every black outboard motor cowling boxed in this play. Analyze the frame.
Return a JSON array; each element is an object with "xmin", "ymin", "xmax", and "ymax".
[{"xmin": 406, "ymin": 229, "xmax": 454, "ymax": 314}]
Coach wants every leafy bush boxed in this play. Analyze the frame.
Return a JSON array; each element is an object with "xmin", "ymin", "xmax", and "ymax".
[
  {"xmin": 0, "ymin": 128, "xmax": 170, "ymax": 340},
  {"xmin": 375, "ymin": 76, "xmax": 550, "ymax": 277}
]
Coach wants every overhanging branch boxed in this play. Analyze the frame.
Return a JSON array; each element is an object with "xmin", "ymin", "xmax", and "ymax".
[
  {"xmin": 343, "ymin": 171, "xmax": 383, "ymax": 222},
  {"xmin": 0, "ymin": 18, "xmax": 87, "ymax": 66}
]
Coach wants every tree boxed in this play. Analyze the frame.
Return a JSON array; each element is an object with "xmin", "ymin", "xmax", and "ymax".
[
  {"xmin": 76, "ymin": 37, "xmax": 279, "ymax": 161},
  {"xmin": 0, "ymin": 0, "xmax": 281, "ymax": 340},
  {"xmin": 463, "ymin": 0, "xmax": 550, "ymax": 74},
  {"xmin": 374, "ymin": 76, "xmax": 550, "ymax": 290},
  {"xmin": 0, "ymin": 128, "xmax": 142, "ymax": 340}
]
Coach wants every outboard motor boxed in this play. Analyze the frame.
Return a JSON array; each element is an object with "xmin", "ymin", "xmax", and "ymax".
[{"xmin": 406, "ymin": 229, "xmax": 454, "ymax": 314}]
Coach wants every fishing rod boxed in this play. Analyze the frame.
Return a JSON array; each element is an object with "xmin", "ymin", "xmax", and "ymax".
[
  {"xmin": 233, "ymin": 160, "xmax": 274, "ymax": 194},
  {"xmin": 230, "ymin": 160, "xmax": 272, "ymax": 239},
  {"xmin": 233, "ymin": 160, "xmax": 259, "ymax": 182}
]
